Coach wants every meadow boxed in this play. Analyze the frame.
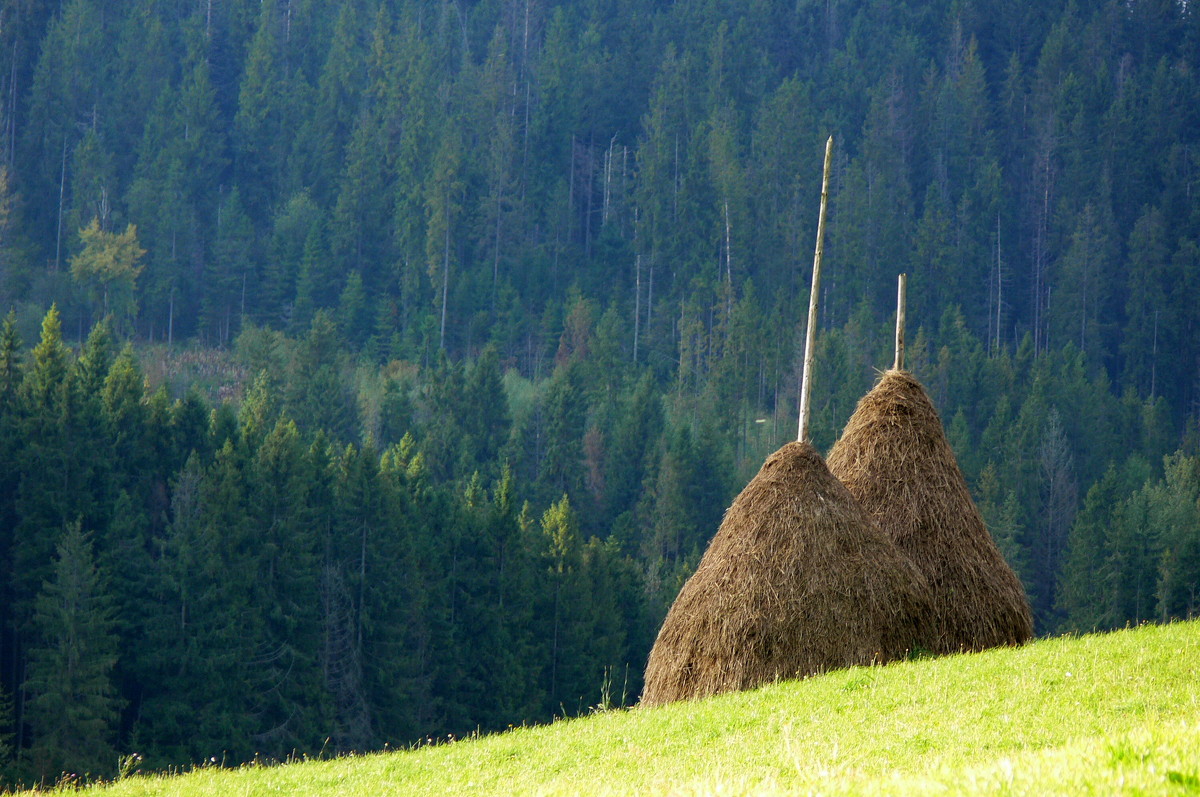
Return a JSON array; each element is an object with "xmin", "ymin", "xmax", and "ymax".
[{"xmin": 36, "ymin": 619, "xmax": 1200, "ymax": 796}]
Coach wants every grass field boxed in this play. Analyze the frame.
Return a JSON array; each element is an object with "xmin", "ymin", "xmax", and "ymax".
[{"xmin": 36, "ymin": 620, "xmax": 1200, "ymax": 795}]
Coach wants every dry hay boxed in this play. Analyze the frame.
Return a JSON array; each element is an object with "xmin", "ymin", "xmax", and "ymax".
[
  {"xmin": 641, "ymin": 441, "xmax": 934, "ymax": 707},
  {"xmin": 826, "ymin": 369, "xmax": 1033, "ymax": 653}
]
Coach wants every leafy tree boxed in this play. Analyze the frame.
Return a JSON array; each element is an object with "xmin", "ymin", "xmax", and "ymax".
[{"xmin": 69, "ymin": 220, "xmax": 146, "ymax": 329}]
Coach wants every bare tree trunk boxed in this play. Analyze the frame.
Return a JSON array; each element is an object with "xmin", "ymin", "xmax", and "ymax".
[
  {"xmin": 633, "ymin": 254, "xmax": 641, "ymax": 363},
  {"xmin": 647, "ymin": 261, "xmax": 654, "ymax": 340},
  {"xmin": 7, "ymin": 45, "xmax": 18, "ymax": 168},
  {"xmin": 584, "ymin": 135, "xmax": 594, "ymax": 257},
  {"xmin": 54, "ymin": 137, "xmax": 67, "ymax": 272},
  {"xmin": 724, "ymin": 199, "xmax": 732, "ymax": 285},
  {"xmin": 894, "ymin": 273, "xmax": 907, "ymax": 370},
  {"xmin": 492, "ymin": 192, "xmax": 502, "ymax": 313},
  {"xmin": 440, "ymin": 217, "xmax": 450, "ymax": 350}
]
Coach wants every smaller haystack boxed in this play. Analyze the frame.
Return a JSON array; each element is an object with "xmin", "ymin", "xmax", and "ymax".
[
  {"xmin": 827, "ymin": 370, "xmax": 1033, "ymax": 653},
  {"xmin": 641, "ymin": 441, "xmax": 933, "ymax": 707}
]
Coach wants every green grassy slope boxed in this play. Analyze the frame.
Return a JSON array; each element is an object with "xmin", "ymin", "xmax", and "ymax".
[{"xmin": 68, "ymin": 620, "xmax": 1200, "ymax": 795}]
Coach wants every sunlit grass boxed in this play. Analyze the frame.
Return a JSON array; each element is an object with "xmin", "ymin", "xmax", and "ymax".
[{"xmin": 41, "ymin": 619, "xmax": 1200, "ymax": 795}]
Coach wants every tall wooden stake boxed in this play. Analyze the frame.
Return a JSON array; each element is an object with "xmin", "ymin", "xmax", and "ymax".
[
  {"xmin": 894, "ymin": 273, "xmax": 907, "ymax": 371},
  {"xmin": 798, "ymin": 135, "xmax": 834, "ymax": 444}
]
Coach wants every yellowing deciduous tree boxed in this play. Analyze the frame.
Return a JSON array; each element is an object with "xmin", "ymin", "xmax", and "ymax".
[{"xmin": 69, "ymin": 219, "xmax": 146, "ymax": 327}]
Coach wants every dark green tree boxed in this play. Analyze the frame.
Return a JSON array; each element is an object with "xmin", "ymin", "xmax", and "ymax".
[
  {"xmin": 1152, "ymin": 453, "xmax": 1200, "ymax": 621},
  {"xmin": 202, "ymin": 187, "xmax": 255, "ymax": 346},
  {"xmin": 23, "ymin": 522, "xmax": 121, "ymax": 780},
  {"xmin": 285, "ymin": 312, "xmax": 355, "ymax": 441}
]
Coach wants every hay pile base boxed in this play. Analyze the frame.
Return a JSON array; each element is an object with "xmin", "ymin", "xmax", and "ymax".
[
  {"xmin": 827, "ymin": 370, "xmax": 1033, "ymax": 653},
  {"xmin": 641, "ymin": 441, "xmax": 933, "ymax": 707}
]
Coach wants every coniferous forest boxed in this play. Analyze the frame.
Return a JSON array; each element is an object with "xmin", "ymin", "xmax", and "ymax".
[{"xmin": 2, "ymin": 0, "xmax": 1200, "ymax": 784}]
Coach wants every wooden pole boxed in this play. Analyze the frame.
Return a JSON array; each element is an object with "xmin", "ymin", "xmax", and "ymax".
[
  {"xmin": 894, "ymin": 273, "xmax": 907, "ymax": 371},
  {"xmin": 798, "ymin": 135, "xmax": 834, "ymax": 444}
]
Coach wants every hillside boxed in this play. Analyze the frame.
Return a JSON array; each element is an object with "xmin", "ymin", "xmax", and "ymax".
[
  {"xmin": 5, "ymin": 0, "xmax": 1200, "ymax": 781},
  {"xmin": 60, "ymin": 620, "xmax": 1200, "ymax": 796}
]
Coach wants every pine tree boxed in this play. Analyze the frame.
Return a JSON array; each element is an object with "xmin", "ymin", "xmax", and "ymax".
[
  {"xmin": 233, "ymin": 0, "xmax": 293, "ymax": 216},
  {"xmin": 424, "ymin": 123, "xmax": 466, "ymax": 351},
  {"xmin": 289, "ymin": 4, "xmax": 366, "ymax": 206},
  {"xmin": 242, "ymin": 417, "xmax": 325, "ymax": 756},
  {"xmin": 0, "ymin": 313, "xmax": 22, "ymax": 661},
  {"xmin": 265, "ymin": 192, "xmax": 323, "ymax": 328},
  {"xmin": 161, "ymin": 442, "xmax": 259, "ymax": 762},
  {"xmin": 461, "ymin": 345, "xmax": 510, "ymax": 470},
  {"xmin": 202, "ymin": 187, "xmax": 255, "ymax": 346},
  {"xmin": 537, "ymin": 363, "xmax": 586, "ymax": 504},
  {"xmin": 290, "ymin": 221, "xmax": 333, "ymax": 335},
  {"xmin": 1055, "ymin": 462, "xmax": 1145, "ymax": 632},
  {"xmin": 538, "ymin": 495, "xmax": 582, "ymax": 713},
  {"xmin": 64, "ymin": 130, "xmax": 117, "ymax": 248},
  {"xmin": 330, "ymin": 110, "xmax": 390, "ymax": 290},
  {"xmin": 13, "ymin": 307, "xmax": 77, "ymax": 626},
  {"xmin": 1121, "ymin": 206, "xmax": 1171, "ymax": 397},
  {"xmin": 286, "ymin": 312, "xmax": 355, "ymax": 441},
  {"xmin": 336, "ymin": 271, "xmax": 371, "ymax": 350},
  {"xmin": 0, "ymin": 679, "xmax": 13, "ymax": 774},
  {"xmin": 23, "ymin": 522, "xmax": 121, "ymax": 780},
  {"xmin": 1152, "ymin": 453, "xmax": 1200, "ymax": 621},
  {"xmin": 1106, "ymin": 485, "xmax": 1161, "ymax": 626},
  {"xmin": 20, "ymin": 0, "xmax": 107, "ymax": 254},
  {"xmin": 102, "ymin": 346, "xmax": 151, "ymax": 498},
  {"xmin": 1052, "ymin": 201, "xmax": 1116, "ymax": 368}
]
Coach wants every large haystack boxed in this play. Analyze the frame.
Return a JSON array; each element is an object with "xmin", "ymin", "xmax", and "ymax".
[
  {"xmin": 641, "ymin": 441, "xmax": 934, "ymax": 707},
  {"xmin": 826, "ymin": 369, "xmax": 1033, "ymax": 653}
]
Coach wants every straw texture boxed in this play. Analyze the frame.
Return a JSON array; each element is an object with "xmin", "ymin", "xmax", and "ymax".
[
  {"xmin": 827, "ymin": 370, "xmax": 1033, "ymax": 653},
  {"xmin": 641, "ymin": 441, "xmax": 934, "ymax": 707}
]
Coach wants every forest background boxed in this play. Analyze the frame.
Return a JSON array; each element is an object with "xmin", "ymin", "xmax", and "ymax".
[{"xmin": 2, "ymin": 0, "xmax": 1200, "ymax": 785}]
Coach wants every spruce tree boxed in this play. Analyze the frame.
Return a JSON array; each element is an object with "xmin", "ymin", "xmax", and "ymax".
[
  {"xmin": 23, "ymin": 522, "xmax": 122, "ymax": 780},
  {"xmin": 242, "ymin": 417, "xmax": 325, "ymax": 756},
  {"xmin": 0, "ymin": 313, "xmax": 22, "ymax": 650},
  {"xmin": 13, "ymin": 307, "xmax": 76, "ymax": 626}
]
